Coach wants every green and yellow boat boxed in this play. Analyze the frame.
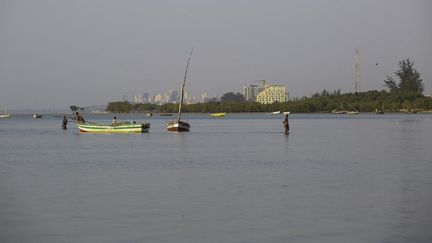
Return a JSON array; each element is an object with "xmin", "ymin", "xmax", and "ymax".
[
  {"xmin": 210, "ymin": 112, "xmax": 226, "ymax": 117},
  {"xmin": 76, "ymin": 122, "xmax": 150, "ymax": 133}
]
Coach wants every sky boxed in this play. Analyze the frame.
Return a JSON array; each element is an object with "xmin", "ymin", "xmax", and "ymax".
[{"xmin": 1, "ymin": 0, "xmax": 431, "ymax": 110}]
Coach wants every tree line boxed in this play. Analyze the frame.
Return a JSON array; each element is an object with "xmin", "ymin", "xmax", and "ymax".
[
  {"xmin": 105, "ymin": 90, "xmax": 431, "ymax": 114},
  {"xmin": 105, "ymin": 58, "xmax": 430, "ymax": 113}
]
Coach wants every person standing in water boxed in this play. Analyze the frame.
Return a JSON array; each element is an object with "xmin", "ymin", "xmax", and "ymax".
[
  {"xmin": 62, "ymin": 116, "xmax": 68, "ymax": 129},
  {"xmin": 283, "ymin": 113, "xmax": 289, "ymax": 134}
]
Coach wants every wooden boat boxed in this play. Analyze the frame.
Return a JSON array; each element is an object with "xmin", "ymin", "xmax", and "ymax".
[
  {"xmin": 76, "ymin": 122, "xmax": 150, "ymax": 133},
  {"xmin": 210, "ymin": 112, "xmax": 226, "ymax": 117},
  {"xmin": 33, "ymin": 114, "xmax": 42, "ymax": 118},
  {"xmin": 166, "ymin": 120, "xmax": 190, "ymax": 132},
  {"xmin": 167, "ymin": 50, "xmax": 192, "ymax": 132}
]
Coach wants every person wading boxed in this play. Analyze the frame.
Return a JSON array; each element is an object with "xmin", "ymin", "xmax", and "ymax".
[
  {"xmin": 62, "ymin": 116, "xmax": 68, "ymax": 129},
  {"xmin": 283, "ymin": 114, "xmax": 289, "ymax": 134}
]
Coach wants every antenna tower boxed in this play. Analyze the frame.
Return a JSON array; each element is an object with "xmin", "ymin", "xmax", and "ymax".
[{"xmin": 354, "ymin": 48, "xmax": 360, "ymax": 93}]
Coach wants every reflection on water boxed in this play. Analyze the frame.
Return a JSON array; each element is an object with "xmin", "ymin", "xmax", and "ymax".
[{"xmin": 0, "ymin": 114, "xmax": 431, "ymax": 242}]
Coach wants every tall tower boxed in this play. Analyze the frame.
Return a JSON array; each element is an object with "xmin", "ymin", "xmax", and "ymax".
[{"xmin": 354, "ymin": 48, "xmax": 360, "ymax": 93}]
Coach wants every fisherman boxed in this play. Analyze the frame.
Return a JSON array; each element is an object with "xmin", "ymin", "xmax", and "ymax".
[
  {"xmin": 283, "ymin": 113, "xmax": 289, "ymax": 134},
  {"xmin": 62, "ymin": 116, "xmax": 68, "ymax": 129},
  {"xmin": 112, "ymin": 116, "xmax": 118, "ymax": 125},
  {"xmin": 75, "ymin": 112, "xmax": 85, "ymax": 123}
]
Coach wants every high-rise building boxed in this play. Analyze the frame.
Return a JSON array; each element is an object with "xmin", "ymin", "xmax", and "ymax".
[
  {"xmin": 255, "ymin": 84, "xmax": 287, "ymax": 104},
  {"xmin": 142, "ymin": 93, "xmax": 149, "ymax": 103},
  {"xmin": 134, "ymin": 93, "xmax": 143, "ymax": 103},
  {"xmin": 167, "ymin": 90, "xmax": 178, "ymax": 103},
  {"xmin": 200, "ymin": 92, "xmax": 208, "ymax": 103},
  {"xmin": 154, "ymin": 93, "xmax": 163, "ymax": 104},
  {"xmin": 243, "ymin": 85, "xmax": 261, "ymax": 102}
]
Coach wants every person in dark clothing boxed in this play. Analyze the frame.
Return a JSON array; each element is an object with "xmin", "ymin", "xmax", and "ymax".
[
  {"xmin": 283, "ymin": 114, "xmax": 289, "ymax": 134},
  {"xmin": 62, "ymin": 116, "xmax": 68, "ymax": 129},
  {"xmin": 75, "ymin": 112, "xmax": 85, "ymax": 123}
]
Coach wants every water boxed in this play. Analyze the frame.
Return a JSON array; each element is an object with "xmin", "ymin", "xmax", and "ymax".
[{"xmin": 1, "ymin": 113, "xmax": 431, "ymax": 242}]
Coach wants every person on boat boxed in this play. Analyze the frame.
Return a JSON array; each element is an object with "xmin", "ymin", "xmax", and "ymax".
[
  {"xmin": 283, "ymin": 114, "xmax": 289, "ymax": 134},
  {"xmin": 62, "ymin": 116, "xmax": 68, "ymax": 129},
  {"xmin": 112, "ymin": 116, "xmax": 118, "ymax": 125},
  {"xmin": 75, "ymin": 112, "xmax": 85, "ymax": 123}
]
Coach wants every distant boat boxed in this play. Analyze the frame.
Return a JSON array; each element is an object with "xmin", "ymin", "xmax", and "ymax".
[
  {"xmin": 167, "ymin": 50, "xmax": 193, "ymax": 132},
  {"xmin": 76, "ymin": 122, "xmax": 150, "ymax": 133},
  {"xmin": 346, "ymin": 111, "xmax": 359, "ymax": 115},
  {"xmin": 0, "ymin": 106, "xmax": 10, "ymax": 118},
  {"xmin": 332, "ymin": 104, "xmax": 359, "ymax": 114},
  {"xmin": 33, "ymin": 114, "xmax": 42, "ymax": 118},
  {"xmin": 159, "ymin": 113, "xmax": 173, "ymax": 116},
  {"xmin": 331, "ymin": 110, "xmax": 347, "ymax": 114},
  {"xmin": 146, "ymin": 112, "xmax": 153, "ymax": 117},
  {"xmin": 375, "ymin": 105, "xmax": 384, "ymax": 114},
  {"xmin": 210, "ymin": 112, "xmax": 226, "ymax": 117},
  {"xmin": 266, "ymin": 111, "xmax": 281, "ymax": 115}
]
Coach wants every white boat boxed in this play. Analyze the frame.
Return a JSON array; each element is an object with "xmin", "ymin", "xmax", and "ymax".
[
  {"xmin": 76, "ymin": 122, "xmax": 150, "ymax": 133},
  {"xmin": 167, "ymin": 50, "xmax": 193, "ymax": 132},
  {"xmin": 0, "ymin": 106, "xmax": 10, "ymax": 118},
  {"xmin": 33, "ymin": 114, "xmax": 42, "ymax": 118},
  {"xmin": 272, "ymin": 111, "xmax": 281, "ymax": 115},
  {"xmin": 346, "ymin": 111, "xmax": 359, "ymax": 115},
  {"xmin": 332, "ymin": 104, "xmax": 359, "ymax": 114}
]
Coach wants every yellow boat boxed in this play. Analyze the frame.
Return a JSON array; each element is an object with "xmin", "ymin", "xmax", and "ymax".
[{"xmin": 210, "ymin": 113, "xmax": 226, "ymax": 117}]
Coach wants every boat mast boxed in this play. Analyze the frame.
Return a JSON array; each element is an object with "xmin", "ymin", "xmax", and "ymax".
[{"xmin": 177, "ymin": 49, "xmax": 193, "ymax": 122}]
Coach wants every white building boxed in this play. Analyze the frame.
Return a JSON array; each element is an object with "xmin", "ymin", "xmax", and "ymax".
[
  {"xmin": 243, "ymin": 85, "xmax": 261, "ymax": 102},
  {"xmin": 255, "ymin": 84, "xmax": 287, "ymax": 104}
]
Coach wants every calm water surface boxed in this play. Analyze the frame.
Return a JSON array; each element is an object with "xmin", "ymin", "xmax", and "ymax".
[{"xmin": 1, "ymin": 113, "xmax": 431, "ymax": 242}]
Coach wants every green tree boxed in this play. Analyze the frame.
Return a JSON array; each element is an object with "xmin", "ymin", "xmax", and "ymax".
[
  {"xmin": 220, "ymin": 92, "xmax": 245, "ymax": 102},
  {"xmin": 384, "ymin": 58, "xmax": 424, "ymax": 94},
  {"xmin": 106, "ymin": 101, "xmax": 132, "ymax": 113}
]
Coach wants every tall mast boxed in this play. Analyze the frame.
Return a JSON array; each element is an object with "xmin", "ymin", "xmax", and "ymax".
[
  {"xmin": 354, "ymin": 48, "xmax": 360, "ymax": 93},
  {"xmin": 177, "ymin": 49, "xmax": 193, "ymax": 121}
]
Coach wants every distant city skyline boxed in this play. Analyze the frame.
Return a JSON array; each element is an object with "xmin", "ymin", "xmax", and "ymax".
[{"xmin": 1, "ymin": 0, "xmax": 431, "ymax": 109}]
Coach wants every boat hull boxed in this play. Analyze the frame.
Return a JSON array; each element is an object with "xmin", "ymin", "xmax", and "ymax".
[
  {"xmin": 76, "ymin": 123, "xmax": 150, "ymax": 133},
  {"xmin": 210, "ymin": 113, "xmax": 226, "ymax": 117},
  {"xmin": 166, "ymin": 120, "xmax": 190, "ymax": 132},
  {"xmin": 0, "ymin": 114, "xmax": 11, "ymax": 118}
]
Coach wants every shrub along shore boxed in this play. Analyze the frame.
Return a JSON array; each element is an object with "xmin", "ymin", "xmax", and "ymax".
[{"xmin": 106, "ymin": 90, "xmax": 432, "ymax": 114}]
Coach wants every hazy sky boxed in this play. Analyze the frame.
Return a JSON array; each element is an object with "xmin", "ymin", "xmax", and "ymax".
[{"xmin": 1, "ymin": 0, "xmax": 431, "ymax": 109}]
